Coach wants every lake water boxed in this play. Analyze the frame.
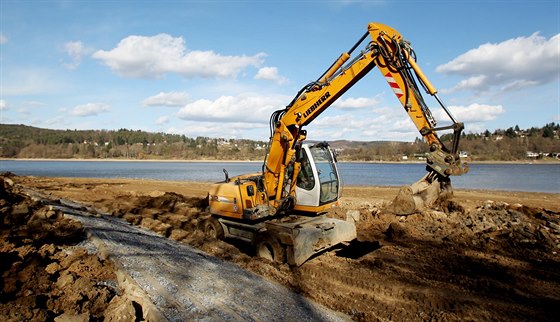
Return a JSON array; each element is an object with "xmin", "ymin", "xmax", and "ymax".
[{"xmin": 1, "ymin": 160, "xmax": 559, "ymax": 193}]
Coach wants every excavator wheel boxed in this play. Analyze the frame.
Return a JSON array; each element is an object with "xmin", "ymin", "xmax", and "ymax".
[
  {"xmin": 256, "ymin": 234, "xmax": 286, "ymax": 263},
  {"xmin": 203, "ymin": 217, "xmax": 224, "ymax": 240}
]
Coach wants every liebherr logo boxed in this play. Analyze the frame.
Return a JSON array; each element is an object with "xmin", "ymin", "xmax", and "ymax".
[{"xmin": 303, "ymin": 92, "xmax": 330, "ymax": 118}]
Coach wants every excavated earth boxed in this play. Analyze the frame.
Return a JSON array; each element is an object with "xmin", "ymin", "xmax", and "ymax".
[
  {"xmin": 0, "ymin": 175, "xmax": 138, "ymax": 322},
  {"xmin": 2, "ymin": 173, "xmax": 559, "ymax": 321}
]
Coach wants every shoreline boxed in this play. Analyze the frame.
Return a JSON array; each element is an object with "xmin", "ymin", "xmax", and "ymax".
[
  {"xmin": 2, "ymin": 157, "xmax": 559, "ymax": 165},
  {"xmin": 5, "ymin": 175, "xmax": 560, "ymax": 197},
  {"xmin": 7, "ymin": 175, "xmax": 560, "ymax": 212}
]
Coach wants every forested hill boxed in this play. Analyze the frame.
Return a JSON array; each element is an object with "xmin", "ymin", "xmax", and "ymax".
[
  {"xmin": 0, "ymin": 124, "xmax": 268, "ymax": 160},
  {"xmin": 1, "ymin": 123, "xmax": 559, "ymax": 161}
]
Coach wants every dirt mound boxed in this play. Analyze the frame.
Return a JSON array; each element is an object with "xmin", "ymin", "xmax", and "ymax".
[
  {"xmin": 0, "ymin": 177, "xmax": 128, "ymax": 321},
  {"xmin": 111, "ymin": 192, "xmax": 254, "ymax": 263},
  {"xmin": 397, "ymin": 200, "xmax": 560, "ymax": 256},
  {"xmin": 326, "ymin": 196, "xmax": 560, "ymax": 320},
  {"xmin": 134, "ymin": 192, "xmax": 208, "ymax": 212},
  {"xmin": 1, "ymin": 177, "xmax": 85, "ymax": 244},
  {"xmin": 106, "ymin": 191, "xmax": 208, "ymax": 238}
]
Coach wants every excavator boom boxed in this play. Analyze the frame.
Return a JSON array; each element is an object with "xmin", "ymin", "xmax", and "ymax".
[
  {"xmin": 263, "ymin": 22, "xmax": 468, "ymax": 215},
  {"xmin": 207, "ymin": 22, "xmax": 469, "ymax": 265}
]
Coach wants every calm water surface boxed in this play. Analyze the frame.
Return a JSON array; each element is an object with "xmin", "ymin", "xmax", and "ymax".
[{"xmin": 1, "ymin": 160, "xmax": 559, "ymax": 193}]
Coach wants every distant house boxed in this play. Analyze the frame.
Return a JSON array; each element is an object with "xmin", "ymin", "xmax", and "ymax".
[
  {"xmin": 526, "ymin": 151, "xmax": 539, "ymax": 158},
  {"xmin": 459, "ymin": 151, "xmax": 468, "ymax": 158},
  {"xmin": 412, "ymin": 153, "xmax": 427, "ymax": 160}
]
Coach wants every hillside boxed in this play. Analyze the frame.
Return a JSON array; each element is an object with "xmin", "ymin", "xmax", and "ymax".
[{"xmin": 1, "ymin": 123, "xmax": 559, "ymax": 162}]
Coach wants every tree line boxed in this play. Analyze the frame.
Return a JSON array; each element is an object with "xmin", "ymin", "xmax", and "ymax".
[
  {"xmin": 0, "ymin": 123, "xmax": 558, "ymax": 161},
  {"xmin": 0, "ymin": 125, "xmax": 268, "ymax": 160}
]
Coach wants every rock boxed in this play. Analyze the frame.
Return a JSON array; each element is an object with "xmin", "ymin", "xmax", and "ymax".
[
  {"xmin": 549, "ymin": 221, "xmax": 560, "ymax": 233},
  {"xmin": 483, "ymin": 200, "xmax": 494, "ymax": 209},
  {"xmin": 346, "ymin": 210, "xmax": 360, "ymax": 223},
  {"xmin": 104, "ymin": 295, "xmax": 137, "ymax": 322},
  {"xmin": 385, "ymin": 222, "xmax": 407, "ymax": 241},
  {"xmin": 11, "ymin": 203, "xmax": 30, "ymax": 216},
  {"xmin": 38, "ymin": 243, "xmax": 57, "ymax": 258},
  {"xmin": 123, "ymin": 213, "xmax": 141, "ymax": 225},
  {"xmin": 4, "ymin": 177, "xmax": 14, "ymax": 186},
  {"xmin": 537, "ymin": 228, "xmax": 555, "ymax": 244},
  {"xmin": 429, "ymin": 211, "xmax": 447, "ymax": 220},
  {"xmin": 45, "ymin": 262, "xmax": 61, "ymax": 275},
  {"xmin": 141, "ymin": 217, "xmax": 172, "ymax": 237},
  {"xmin": 54, "ymin": 313, "xmax": 90, "ymax": 322},
  {"xmin": 56, "ymin": 271, "xmax": 75, "ymax": 289},
  {"xmin": 46, "ymin": 208, "xmax": 62, "ymax": 220},
  {"xmin": 495, "ymin": 201, "xmax": 509, "ymax": 208},
  {"xmin": 169, "ymin": 229, "xmax": 189, "ymax": 241}
]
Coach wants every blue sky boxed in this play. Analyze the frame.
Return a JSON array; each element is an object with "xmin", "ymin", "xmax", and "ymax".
[{"xmin": 1, "ymin": 0, "xmax": 559, "ymax": 142}]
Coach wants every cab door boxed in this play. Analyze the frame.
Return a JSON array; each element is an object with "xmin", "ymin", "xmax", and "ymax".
[{"xmin": 295, "ymin": 143, "xmax": 340, "ymax": 208}]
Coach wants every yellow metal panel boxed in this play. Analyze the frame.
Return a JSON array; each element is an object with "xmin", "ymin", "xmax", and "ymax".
[{"xmin": 293, "ymin": 201, "xmax": 336, "ymax": 214}]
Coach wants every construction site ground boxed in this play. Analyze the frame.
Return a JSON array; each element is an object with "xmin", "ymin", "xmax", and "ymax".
[{"xmin": 1, "ymin": 174, "xmax": 559, "ymax": 321}]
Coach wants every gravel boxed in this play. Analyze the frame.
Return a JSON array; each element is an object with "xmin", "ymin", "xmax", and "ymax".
[{"xmin": 59, "ymin": 206, "xmax": 350, "ymax": 321}]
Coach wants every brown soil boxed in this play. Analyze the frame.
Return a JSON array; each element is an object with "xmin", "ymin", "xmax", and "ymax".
[
  {"xmin": 5, "ymin": 174, "xmax": 560, "ymax": 321},
  {"xmin": 0, "ymin": 175, "xmax": 145, "ymax": 321}
]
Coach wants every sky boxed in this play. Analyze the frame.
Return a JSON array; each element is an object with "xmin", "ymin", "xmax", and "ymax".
[{"xmin": 1, "ymin": 0, "xmax": 559, "ymax": 142}]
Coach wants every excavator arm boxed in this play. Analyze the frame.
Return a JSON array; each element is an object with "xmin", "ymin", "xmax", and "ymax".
[
  {"xmin": 263, "ymin": 22, "xmax": 469, "ymax": 214},
  {"xmin": 206, "ymin": 22, "xmax": 470, "ymax": 266}
]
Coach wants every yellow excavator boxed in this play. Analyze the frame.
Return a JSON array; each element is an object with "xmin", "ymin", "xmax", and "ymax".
[{"xmin": 205, "ymin": 22, "xmax": 469, "ymax": 265}]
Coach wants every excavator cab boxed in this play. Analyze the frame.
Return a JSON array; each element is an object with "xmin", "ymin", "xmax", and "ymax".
[{"xmin": 295, "ymin": 142, "xmax": 340, "ymax": 210}]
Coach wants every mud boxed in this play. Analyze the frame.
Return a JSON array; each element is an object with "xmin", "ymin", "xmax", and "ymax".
[{"xmin": 5, "ymin": 174, "xmax": 560, "ymax": 321}]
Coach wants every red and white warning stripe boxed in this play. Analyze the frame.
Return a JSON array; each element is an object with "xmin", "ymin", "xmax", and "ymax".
[{"xmin": 384, "ymin": 72, "xmax": 403, "ymax": 99}]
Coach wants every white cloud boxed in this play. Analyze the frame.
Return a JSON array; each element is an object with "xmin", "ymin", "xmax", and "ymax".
[
  {"xmin": 306, "ymin": 114, "xmax": 365, "ymax": 140},
  {"xmin": 70, "ymin": 103, "xmax": 110, "ymax": 117},
  {"xmin": 307, "ymin": 103, "xmax": 504, "ymax": 142},
  {"xmin": 306, "ymin": 106, "xmax": 419, "ymax": 141},
  {"xmin": 176, "ymin": 93, "xmax": 287, "ymax": 123},
  {"xmin": 0, "ymin": 33, "xmax": 8, "ymax": 45},
  {"xmin": 63, "ymin": 41, "xmax": 93, "ymax": 69},
  {"xmin": 254, "ymin": 67, "xmax": 288, "ymax": 84},
  {"xmin": 441, "ymin": 75, "xmax": 487, "ymax": 93},
  {"xmin": 92, "ymin": 34, "xmax": 265, "ymax": 79},
  {"xmin": 437, "ymin": 33, "xmax": 560, "ymax": 93},
  {"xmin": 0, "ymin": 99, "xmax": 7, "ymax": 110},
  {"xmin": 167, "ymin": 121, "xmax": 268, "ymax": 139},
  {"xmin": 331, "ymin": 96, "xmax": 381, "ymax": 109},
  {"xmin": 156, "ymin": 115, "xmax": 170, "ymax": 125},
  {"xmin": 143, "ymin": 91, "xmax": 189, "ymax": 107},
  {"xmin": 170, "ymin": 98, "xmax": 494, "ymax": 142},
  {"xmin": 433, "ymin": 103, "xmax": 505, "ymax": 123}
]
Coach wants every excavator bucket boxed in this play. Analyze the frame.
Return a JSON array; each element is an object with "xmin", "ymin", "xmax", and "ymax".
[
  {"xmin": 265, "ymin": 216, "xmax": 357, "ymax": 266},
  {"xmin": 385, "ymin": 173, "xmax": 453, "ymax": 215}
]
